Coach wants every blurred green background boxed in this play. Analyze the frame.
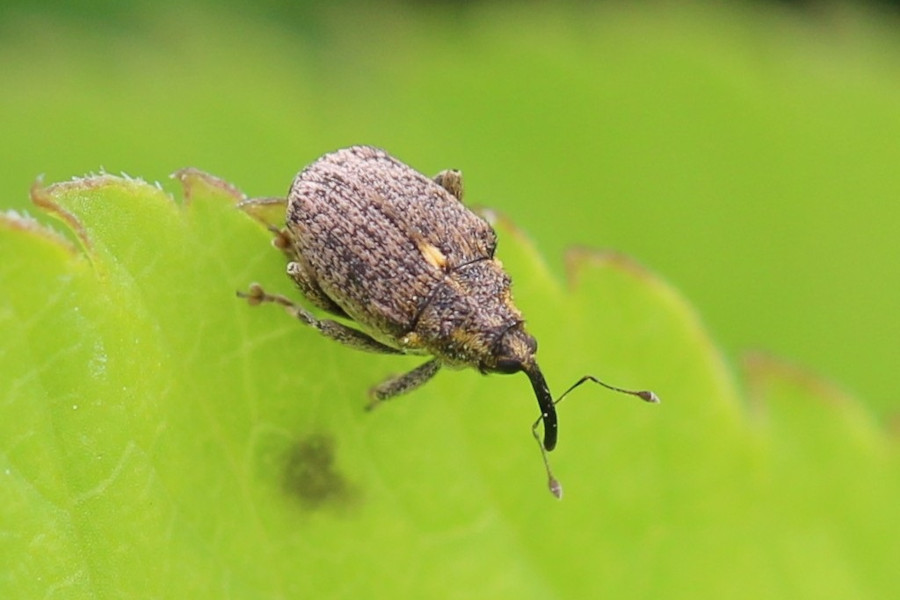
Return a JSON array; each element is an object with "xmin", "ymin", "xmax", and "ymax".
[{"xmin": 1, "ymin": 0, "xmax": 898, "ymax": 421}]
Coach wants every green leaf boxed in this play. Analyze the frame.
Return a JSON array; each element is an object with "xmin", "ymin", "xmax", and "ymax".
[{"xmin": 1, "ymin": 172, "xmax": 897, "ymax": 599}]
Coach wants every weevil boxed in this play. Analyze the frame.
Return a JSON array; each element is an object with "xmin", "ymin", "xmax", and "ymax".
[{"xmin": 239, "ymin": 145, "xmax": 658, "ymax": 498}]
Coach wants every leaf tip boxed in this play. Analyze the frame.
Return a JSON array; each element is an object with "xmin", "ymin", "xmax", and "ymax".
[
  {"xmin": 742, "ymin": 351, "xmax": 856, "ymax": 409},
  {"xmin": 740, "ymin": 351, "xmax": 891, "ymax": 443},
  {"xmin": 564, "ymin": 246, "xmax": 655, "ymax": 290},
  {"xmin": 236, "ymin": 196, "xmax": 288, "ymax": 230},
  {"xmin": 30, "ymin": 176, "xmax": 93, "ymax": 253},
  {"xmin": 171, "ymin": 168, "xmax": 247, "ymax": 206}
]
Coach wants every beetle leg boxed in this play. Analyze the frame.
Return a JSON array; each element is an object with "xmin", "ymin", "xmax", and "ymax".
[
  {"xmin": 238, "ymin": 283, "xmax": 402, "ymax": 355},
  {"xmin": 286, "ymin": 260, "xmax": 350, "ymax": 319},
  {"xmin": 432, "ymin": 169, "xmax": 463, "ymax": 202},
  {"xmin": 366, "ymin": 358, "xmax": 441, "ymax": 410}
]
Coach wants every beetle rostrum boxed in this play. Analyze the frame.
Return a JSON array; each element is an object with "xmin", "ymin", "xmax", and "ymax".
[{"xmin": 239, "ymin": 145, "xmax": 659, "ymax": 498}]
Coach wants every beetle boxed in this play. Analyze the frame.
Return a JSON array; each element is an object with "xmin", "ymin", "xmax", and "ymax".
[{"xmin": 239, "ymin": 145, "xmax": 658, "ymax": 498}]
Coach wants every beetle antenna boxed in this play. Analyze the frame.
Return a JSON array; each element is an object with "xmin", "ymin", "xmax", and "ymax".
[
  {"xmin": 530, "ymin": 373, "xmax": 659, "ymax": 500},
  {"xmin": 530, "ymin": 416, "xmax": 563, "ymax": 499},
  {"xmin": 557, "ymin": 375, "xmax": 660, "ymax": 408}
]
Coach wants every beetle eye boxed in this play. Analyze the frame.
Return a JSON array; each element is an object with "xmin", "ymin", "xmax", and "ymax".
[{"xmin": 494, "ymin": 358, "xmax": 522, "ymax": 374}]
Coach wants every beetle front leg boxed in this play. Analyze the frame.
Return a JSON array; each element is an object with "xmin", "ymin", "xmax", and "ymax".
[
  {"xmin": 238, "ymin": 283, "xmax": 402, "ymax": 355},
  {"xmin": 366, "ymin": 358, "xmax": 441, "ymax": 410}
]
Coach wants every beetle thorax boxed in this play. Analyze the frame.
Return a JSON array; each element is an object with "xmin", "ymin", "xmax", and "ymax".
[{"xmin": 411, "ymin": 259, "xmax": 527, "ymax": 369}]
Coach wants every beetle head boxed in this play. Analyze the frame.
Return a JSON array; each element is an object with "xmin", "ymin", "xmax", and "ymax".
[
  {"xmin": 485, "ymin": 323, "xmax": 536, "ymax": 374},
  {"xmin": 483, "ymin": 325, "xmax": 558, "ymax": 452}
]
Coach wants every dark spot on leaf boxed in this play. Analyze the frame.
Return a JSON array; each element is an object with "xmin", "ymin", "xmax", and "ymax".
[{"xmin": 282, "ymin": 433, "xmax": 357, "ymax": 510}]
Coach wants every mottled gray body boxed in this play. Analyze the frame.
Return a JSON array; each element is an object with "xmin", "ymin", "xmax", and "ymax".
[
  {"xmin": 239, "ymin": 146, "xmax": 658, "ymax": 498},
  {"xmin": 286, "ymin": 145, "xmax": 529, "ymax": 370},
  {"xmin": 242, "ymin": 146, "xmax": 546, "ymax": 443}
]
